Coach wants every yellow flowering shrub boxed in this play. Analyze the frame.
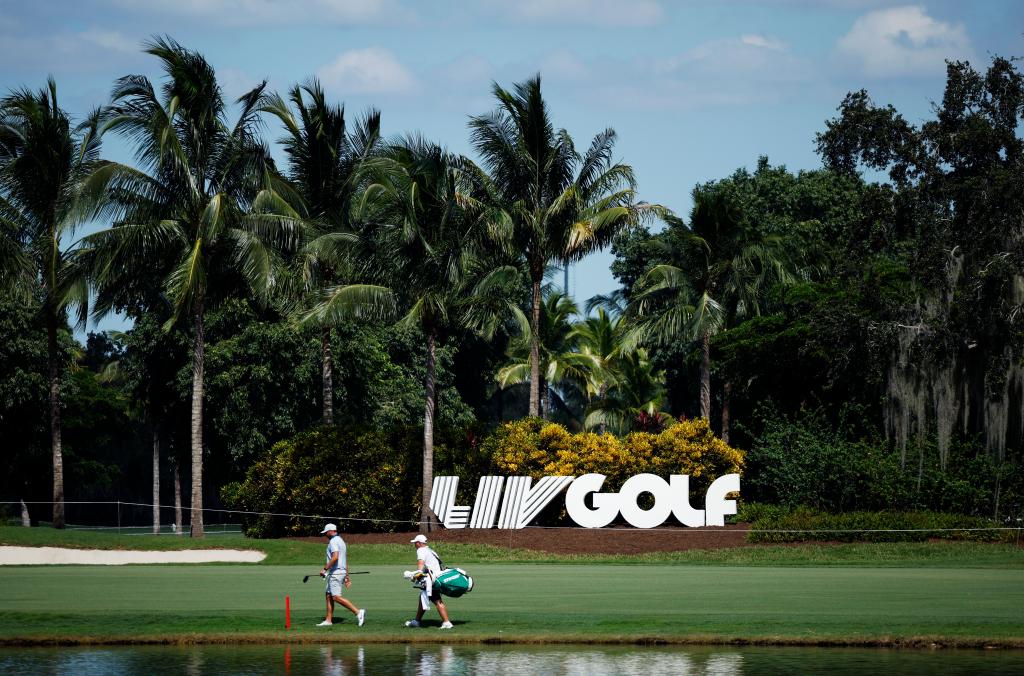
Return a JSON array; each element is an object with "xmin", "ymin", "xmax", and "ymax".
[{"xmin": 485, "ymin": 417, "xmax": 744, "ymax": 492}]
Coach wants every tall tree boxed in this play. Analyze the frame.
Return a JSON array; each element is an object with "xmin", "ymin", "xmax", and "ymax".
[
  {"xmin": 0, "ymin": 79, "xmax": 100, "ymax": 528},
  {"xmin": 817, "ymin": 56, "xmax": 1024, "ymax": 466},
  {"xmin": 305, "ymin": 137, "xmax": 518, "ymax": 530},
  {"xmin": 626, "ymin": 187, "xmax": 794, "ymax": 436},
  {"xmin": 497, "ymin": 290, "xmax": 595, "ymax": 420},
  {"xmin": 469, "ymin": 75, "xmax": 651, "ymax": 417},
  {"xmin": 81, "ymin": 37, "xmax": 297, "ymax": 537},
  {"xmin": 259, "ymin": 80, "xmax": 381, "ymax": 425},
  {"xmin": 583, "ymin": 347, "xmax": 669, "ymax": 435},
  {"xmin": 571, "ymin": 306, "xmax": 626, "ymax": 405}
]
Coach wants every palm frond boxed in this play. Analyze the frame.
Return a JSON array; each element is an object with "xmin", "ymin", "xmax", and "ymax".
[{"xmin": 301, "ymin": 283, "xmax": 397, "ymax": 326}]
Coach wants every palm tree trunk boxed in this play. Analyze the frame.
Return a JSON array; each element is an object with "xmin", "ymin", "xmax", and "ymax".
[
  {"xmin": 321, "ymin": 326, "xmax": 334, "ymax": 425},
  {"xmin": 152, "ymin": 422, "xmax": 160, "ymax": 534},
  {"xmin": 173, "ymin": 459, "xmax": 183, "ymax": 536},
  {"xmin": 721, "ymin": 380, "xmax": 732, "ymax": 444},
  {"xmin": 189, "ymin": 299, "xmax": 205, "ymax": 538},
  {"xmin": 598, "ymin": 384, "xmax": 608, "ymax": 435},
  {"xmin": 700, "ymin": 331, "xmax": 711, "ymax": 420},
  {"xmin": 47, "ymin": 312, "xmax": 65, "ymax": 529},
  {"xmin": 529, "ymin": 277, "xmax": 542, "ymax": 417},
  {"xmin": 542, "ymin": 378, "xmax": 551, "ymax": 420},
  {"xmin": 421, "ymin": 330, "xmax": 438, "ymax": 532}
]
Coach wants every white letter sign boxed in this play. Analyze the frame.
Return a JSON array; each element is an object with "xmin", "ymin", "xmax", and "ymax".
[{"xmin": 429, "ymin": 473, "xmax": 740, "ymax": 530}]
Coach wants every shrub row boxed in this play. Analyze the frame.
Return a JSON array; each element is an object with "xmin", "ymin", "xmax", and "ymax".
[
  {"xmin": 225, "ymin": 418, "xmax": 744, "ymax": 536},
  {"xmin": 484, "ymin": 417, "xmax": 744, "ymax": 494},
  {"xmin": 222, "ymin": 426, "xmax": 420, "ymax": 537},
  {"xmin": 743, "ymin": 411, "xmax": 1023, "ymax": 519},
  {"xmin": 740, "ymin": 503, "xmax": 1016, "ymax": 543}
]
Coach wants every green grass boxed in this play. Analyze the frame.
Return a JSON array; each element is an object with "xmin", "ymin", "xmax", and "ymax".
[
  {"xmin": 1, "ymin": 563, "xmax": 1023, "ymax": 646},
  {"xmin": 2, "ymin": 526, "xmax": 1023, "ymax": 567},
  {"xmin": 3, "ymin": 526, "xmax": 1022, "ymax": 646}
]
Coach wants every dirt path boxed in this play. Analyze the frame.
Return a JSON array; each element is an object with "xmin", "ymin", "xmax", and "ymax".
[{"xmin": 303, "ymin": 525, "xmax": 751, "ymax": 555}]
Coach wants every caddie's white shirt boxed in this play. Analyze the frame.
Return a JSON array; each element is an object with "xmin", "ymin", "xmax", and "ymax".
[
  {"xmin": 326, "ymin": 534, "xmax": 347, "ymax": 573},
  {"xmin": 417, "ymin": 545, "xmax": 442, "ymax": 577}
]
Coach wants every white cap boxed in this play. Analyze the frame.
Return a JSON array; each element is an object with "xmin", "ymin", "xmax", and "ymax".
[
  {"xmin": 410, "ymin": 534, "xmax": 427, "ymax": 544},
  {"xmin": 320, "ymin": 523, "xmax": 338, "ymax": 534}
]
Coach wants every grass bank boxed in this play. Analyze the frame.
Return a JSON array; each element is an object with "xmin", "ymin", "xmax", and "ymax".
[
  {"xmin": 1, "ymin": 526, "xmax": 1023, "ymax": 567},
  {"xmin": 1, "ymin": 564, "xmax": 1022, "ymax": 647}
]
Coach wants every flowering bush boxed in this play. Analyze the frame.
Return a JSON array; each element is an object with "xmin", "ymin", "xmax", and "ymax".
[
  {"xmin": 484, "ymin": 417, "xmax": 744, "ymax": 494},
  {"xmin": 222, "ymin": 425, "xmax": 419, "ymax": 537}
]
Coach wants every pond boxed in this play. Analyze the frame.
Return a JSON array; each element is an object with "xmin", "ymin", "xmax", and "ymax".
[{"xmin": 2, "ymin": 644, "xmax": 1023, "ymax": 675}]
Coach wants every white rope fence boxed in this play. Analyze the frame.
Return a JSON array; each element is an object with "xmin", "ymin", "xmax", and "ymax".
[{"xmin": 3, "ymin": 501, "xmax": 1022, "ymax": 536}]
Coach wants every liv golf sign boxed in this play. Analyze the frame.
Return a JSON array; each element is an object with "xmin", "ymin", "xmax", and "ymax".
[{"xmin": 429, "ymin": 473, "xmax": 740, "ymax": 529}]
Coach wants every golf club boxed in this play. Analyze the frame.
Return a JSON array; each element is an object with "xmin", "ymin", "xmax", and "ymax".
[{"xmin": 302, "ymin": 571, "xmax": 371, "ymax": 583}]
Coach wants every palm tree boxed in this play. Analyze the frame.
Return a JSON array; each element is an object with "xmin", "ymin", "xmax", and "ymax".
[
  {"xmin": 626, "ymin": 188, "xmax": 794, "ymax": 439},
  {"xmin": 469, "ymin": 75, "xmax": 653, "ymax": 417},
  {"xmin": 305, "ymin": 137, "xmax": 518, "ymax": 530},
  {"xmin": 0, "ymin": 79, "xmax": 101, "ymax": 528},
  {"xmin": 497, "ymin": 290, "xmax": 595, "ymax": 420},
  {"xmin": 80, "ymin": 37, "xmax": 298, "ymax": 537},
  {"xmin": 571, "ymin": 307, "xmax": 625, "ymax": 403},
  {"xmin": 258, "ymin": 81, "xmax": 380, "ymax": 425},
  {"xmin": 584, "ymin": 348, "xmax": 669, "ymax": 435}
]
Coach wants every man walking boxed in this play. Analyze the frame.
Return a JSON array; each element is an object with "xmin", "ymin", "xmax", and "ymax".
[
  {"xmin": 317, "ymin": 523, "xmax": 365, "ymax": 627},
  {"xmin": 405, "ymin": 534, "xmax": 453, "ymax": 629}
]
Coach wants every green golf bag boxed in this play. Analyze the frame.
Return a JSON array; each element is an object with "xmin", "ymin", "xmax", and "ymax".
[{"xmin": 433, "ymin": 567, "xmax": 474, "ymax": 597}]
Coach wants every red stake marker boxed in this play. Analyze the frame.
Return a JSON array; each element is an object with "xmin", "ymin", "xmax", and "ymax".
[{"xmin": 285, "ymin": 595, "xmax": 291, "ymax": 629}]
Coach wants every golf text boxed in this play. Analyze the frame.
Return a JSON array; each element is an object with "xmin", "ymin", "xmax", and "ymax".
[{"xmin": 429, "ymin": 473, "xmax": 740, "ymax": 529}]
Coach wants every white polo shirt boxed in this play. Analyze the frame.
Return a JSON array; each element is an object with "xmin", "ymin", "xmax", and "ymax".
[
  {"xmin": 326, "ymin": 534, "xmax": 347, "ymax": 574},
  {"xmin": 417, "ymin": 545, "xmax": 442, "ymax": 577}
]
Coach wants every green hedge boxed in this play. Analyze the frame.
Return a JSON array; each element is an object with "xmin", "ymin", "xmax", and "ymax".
[
  {"xmin": 221, "ymin": 424, "xmax": 483, "ymax": 537},
  {"xmin": 743, "ymin": 410, "xmax": 1023, "ymax": 519},
  {"xmin": 740, "ymin": 503, "xmax": 1016, "ymax": 543},
  {"xmin": 221, "ymin": 426, "xmax": 421, "ymax": 537}
]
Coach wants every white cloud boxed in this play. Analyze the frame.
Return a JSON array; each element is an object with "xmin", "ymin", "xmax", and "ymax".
[
  {"xmin": 657, "ymin": 34, "xmax": 810, "ymax": 84},
  {"xmin": 435, "ymin": 53, "xmax": 495, "ymax": 87},
  {"xmin": 484, "ymin": 0, "xmax": 664, "ymax": 27},
  {"xmin": 835, "ymin": 5, "xmax": 974, "ymax": 78},
  {"xmin": 218, "ymin": 67, "xmax": 263, "ymax": 100},
  {"xmin": 79, "ymin": 30, "xmax": 137, "ymax": 54},
  {"xmin": 0, "ymin": 26, "xmax": 145, "ymax": 75},
  {"xmin": 107, "ymin": 0, "xmax": 415, "ymax": 26},
  {"xmin": 428, "ymin": 36, "xmax": 817, "ymax": 113},
  {"xmin": 739, "ymin": 34, "xmax": 787, "ymax": 52},
  {"xmin": 540, "ymin": 50, "xmax": 592, "ymax": 81},
  {"xmin": 317, "ymin": 48, "xmax": 416, "ymax": 95}
]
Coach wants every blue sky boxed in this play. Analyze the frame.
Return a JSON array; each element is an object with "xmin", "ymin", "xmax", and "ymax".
[{"xmin": 1, "ymin": 0, "xmax": 1021, "ymax": 333}]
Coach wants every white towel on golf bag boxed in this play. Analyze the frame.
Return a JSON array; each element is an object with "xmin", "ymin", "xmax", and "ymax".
[{"xmin": 420, "ymin": 576, "xmax": 434, "ymax": 610}]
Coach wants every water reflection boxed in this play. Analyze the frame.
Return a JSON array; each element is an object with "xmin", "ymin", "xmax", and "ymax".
[{"xmin": 1, "ymin": 644, "xmax": 1023, "ymax": 675}]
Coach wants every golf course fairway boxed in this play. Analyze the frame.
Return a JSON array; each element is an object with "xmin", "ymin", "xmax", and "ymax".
[{"xmin": 2, "ymin": 563, "xmax": 1022, "ymax": 646}]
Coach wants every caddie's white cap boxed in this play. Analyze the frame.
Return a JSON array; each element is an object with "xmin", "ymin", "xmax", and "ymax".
[
  {"xmin": 410, "ymin": 534, "xmax": 427, "ymax": 544},
  {"xmin": 320, "ymin": 523, "xmax": 338, "ymax": 534}
]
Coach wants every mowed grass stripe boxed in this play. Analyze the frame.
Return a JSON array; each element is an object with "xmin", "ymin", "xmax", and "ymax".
[
  {"xmin": 2, "ymin": 527, "xmax": 1024, "ymax": 567},
  {"xmin": 1, "ymin": 564, "xmax": 1022, "ymax": 644}
]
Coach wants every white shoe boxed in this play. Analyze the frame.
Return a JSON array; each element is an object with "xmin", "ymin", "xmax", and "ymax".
[
  {"xmin": 404, "ymin": 619, "xmax": 420, "ymax": 627},
  {"xmin": 357, "ymin": 609, "xmax": 366, "ymax": 627},
  {"xmin": 440, "ymin": 621, "xmax": 453, "ymax": 630},
  {"xmin": 316, "ymin": 620, "xmax": 332, "ymax": 627}
]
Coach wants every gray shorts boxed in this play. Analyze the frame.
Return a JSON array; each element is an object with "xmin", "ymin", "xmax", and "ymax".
[{"xmin": 325, "ymin": 570, "xmax": 346, "ymax": 596}]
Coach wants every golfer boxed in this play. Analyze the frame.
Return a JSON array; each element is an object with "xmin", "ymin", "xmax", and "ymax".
[
  {"xmin": 405, "ymin": 534, "xmax": 453, "ymax": 629},
  {"xmin": 317, "ymin": 523, "xmax": 365, "ymax": 627}
]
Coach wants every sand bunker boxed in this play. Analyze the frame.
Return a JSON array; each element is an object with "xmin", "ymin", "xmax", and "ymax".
[{"xmin": 0, "ymin": 546, "xmax": 266, "ymax": 565}]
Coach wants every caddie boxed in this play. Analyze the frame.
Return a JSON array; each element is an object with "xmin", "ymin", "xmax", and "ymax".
[
  {"xmin": 317, "ymin": 523, "xmax": 365, "ymax": 627},
  {"xmin": 404, "ymin": 534, "xmax": 453, "ymax": 629}
]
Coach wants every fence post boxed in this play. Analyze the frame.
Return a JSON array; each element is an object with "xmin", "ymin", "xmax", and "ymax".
[{"xmin": 117, "ymin": 501, "xmax": 121, "ymax": 535}]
